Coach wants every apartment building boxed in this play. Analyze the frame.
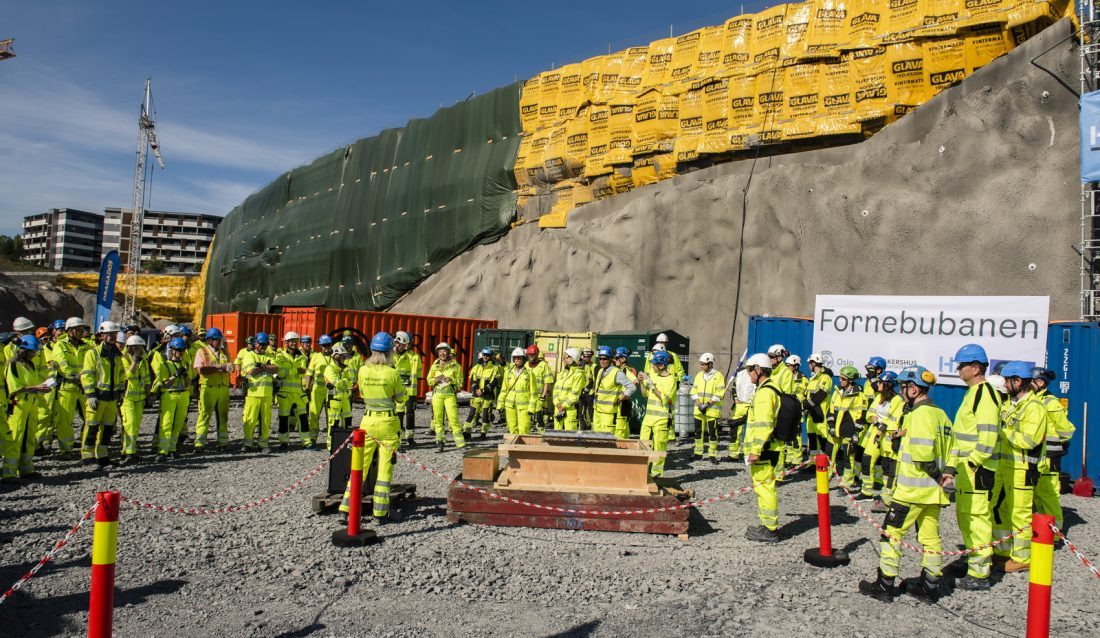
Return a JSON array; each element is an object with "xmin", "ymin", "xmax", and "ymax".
[
  {"xmin": 102, "ymin": 208, "xmax": 221, "ymax": 273},
  {"xmin": 20, "ymin": 208, "xmax": 104, "ymax": 270}
]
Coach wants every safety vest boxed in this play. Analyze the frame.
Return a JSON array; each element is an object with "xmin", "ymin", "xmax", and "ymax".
[
  {"xmin": 861, "ymin": 376, "xmax": 880, "ymax": 404},
  {"xmin": 770, "ymin": 363, "xmax": 794, "ymax": 394},
  {"xmin": 427, "ymin": 359, "xmax": 463, "ymax": 396},
  {"xmin": 806, "ymin": 371, "xmax": 833, "ymax": 424},
  {"xmin": 324, "ymin": 361, "xmax": 355, "ymax": 403},
  {"xmin": 123, "ymin": 352, "xmax": 153, "ymax": 401},
  {"xmin": 81, "ymin": 343, "xmax": 126, "ymax": 401},
  {"xmin": 358, "ymin": 363, "xmax": 408, "ymax": 412},
  {"xmin": 893, "ymin": 399, "xmax": 951, "ymax": 506},
  {"xmin": 307, "ymin": 351, "xmax": 334, "ymax": 389},
  {"xmin": 690, "ymin": 369, "xmax": 725, "ymax": 419},
  {"xmin": 594, "ymin": 364, "xmax": 626, "ymax": 415},
  {"xmin": 998, "ymin": 391, "xmax": 1048, "ymax": 469},
  {"xmin": 153, "ymin": 356, "xmax": 191, "ymax": 393},
  {"xmin": 498, "ymin": 365, "xmax": 532, "ymax": 410},
  {"xmin": 196, "ymin": 344, "xmax": 230, "ymax": 388},
  {"xmin": 744, "ymin": 380, "xmax": 783, "ymax": 455},
  {"xmin": 830, "ymin": 385, "xmax": 869, "ymax": 438},
  {"xmin": 7, "ymin": 358, "xmax": 46, "ymax": 409},
  {"xmin": 53, "ymin": 335, "xmax": 91, "ymax": 387},
  {"xmin": 873, "ymin": 394, "xmax": 906, "ymax": 459},
  {"xmin": 469, "ymin": 361, "xmax": 500, "ymax": 391},
  {"xmin": 641, "ymin": 372, "xmax": 678, "ymax": 420},
  {"xmin": 1036, "ymin": 389, "xmax": 1076, "ymax": 456},
  {"xmin": 526, "ymin": 359, "xmax": 554, "ymax": 394},
  {"xmin": 552, "ymin": 365, "xmax": 586, "ymax": 408},
  {"xmin": 240, "ymin": 349, "xmax": 276, "ymax": 398},
  {"xmin": 949, "ymin": 381, "xmax": 1002, "ymax": 471},
  {"xmin": 393, "ymin": 349, "xmax": 422, "ymax": 393},
  {"xmin": 275, "ymin": 348, "xmax": 308, "ymax": 393}
]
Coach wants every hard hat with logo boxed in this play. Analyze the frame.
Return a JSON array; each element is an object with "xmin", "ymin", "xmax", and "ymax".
[
  {"xmin": 436, "ymin": 342, "xmax": 451, "ymax": 352},
  {"xmin": 18, "ymin": 335, "xmax": 40, "ymax": 351},
  {"xmin": 699, "ymin": 352, "xmax": 715, "ymax": 364},
  {"xmin": 511, "ymin": 347, "xmax": 526, "ymax": 358},
  {"xmin": 954, "ymin": 344, "xmax": 989, "ymax": 365},
  {"xmin": 65, "ymin": 317, "xmax": 87, "ymax": 330},
  {"xmin": 125, "ymin": 335, "xmax": 146, "ymax": 347},
  {"xmin": 205, "ymin": 327, "xmax": 223, "ymax": 340},
  {"xmin": 899, "ymin": 365, "xmax": 936, "ymax": 388},
  {"xmin": 480, "ymin": 347, "xmax": 493, "ymax": 356},
  {"xmin": 179, "ymin": 326, "xmax": 193, "ymax": 337},
  {"xmin": 300, "ymin": 335, "xmax": 312, "ymax": 343},
  {"xmin": 866, "ymin": 356, "xmax": 887, "ymax": 370},
  {"xmin": 785, "ymin": 354, "xmax": 801, "ymax": 366},
  {"xmin": 807, "ymin": 352, "xmax": 825, "ymax": 365},
  {"xmin": 651, "ymin": 351, "xmax": 672, "ymax": 366},
  {"xmin": 656, "ymin": 333, "xmax": 669, "ymax": 343},
  {"xmin": 51, "ymin": 319, "xmax": 65, "ymax": 331},
  {"xmin": 254, "ymin": 332, "xmax": 270, "ymax": 345},
  {"xmin": 597, "ymin": 346, "xmax": 613, "ymax": 358},
  {"xmin": 876, "ymin": 371, "xmax": 898, "ymax": 386},
  {"xmin": 839, "ymin": 365, "xmax": 860, "ymax": 380},
  {"xmin": 746, "ymin": 353, "xmax": 773, "ymax": 369},
  {"xmin": 1030, "ymin": 367, "xmax": 1056, "ymax": 382},
  {"xmin": 767, "ymin": 344, "xmax": 787, "ymax": 357},
  {"xmin": 164, "ymin": 324, "xmax": 181, "ymax": 336},
  {"xmin": 370, "ymin": 332, "xmax": 394, "ymax": 352},
  {"xmin": 395, "ymin": 331, "xmax": 411, "ymax": 345},
  {"xmin": 318, "ymin": 335, "xmax": 334, "ymax": 346},
  {"xmin": 13, "ymin": 317, "xmax": 34, "ymax": 332},
  {"xmin": 169, "ymin": 337, "xmax": 187, "ymax": 351},
  {"xmin": 651, "ymin": 343, "xmax": 666, "ymax": 352},
  {"xmin": 999, "ymin": 361, "xmax": 1032, "ymax": 379},
  {"xmin": 614, "ymin": 347, "xmax": 630, "ymax": 358},
  {"xmin": 98, "ymin": 321, "xmax": 120, "ymax": 334},
  {"xmin": 332, "ymin": 344, "xmax": 349, "ymax": 357},
  {"xmin": 581, "ymin": 346, "xmax": 593, "ymax": 355}
]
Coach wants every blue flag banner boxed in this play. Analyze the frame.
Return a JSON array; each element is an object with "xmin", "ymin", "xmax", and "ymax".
[
  {"xmin": 1081, "ymin": 90, "xmax": 1100, "ymax": 182},
  {"xmin": 95, "ymin": 250, "xmax": 120, "ymax": 329}
]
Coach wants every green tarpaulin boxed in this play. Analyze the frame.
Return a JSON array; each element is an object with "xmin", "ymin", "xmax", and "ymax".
[{"xmin": 203, "ymin": 83, "xmax": 522, "ymax": 315}]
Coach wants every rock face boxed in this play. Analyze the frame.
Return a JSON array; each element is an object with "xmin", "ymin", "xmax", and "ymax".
[
  {"xmin": 0, "ymin": 273, "xmax": 84, "ymax": 329},
  {"xmin": 393, "ymin": 21, "xmax": 1080, "ymax": 368}
]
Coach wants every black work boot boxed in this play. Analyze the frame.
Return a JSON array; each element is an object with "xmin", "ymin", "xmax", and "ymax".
[
  {"xmin": 744, "ymin": 525, "xmax": 780, "ymax": 543},
  {"xmin": 437, "ymin": 441, "xmax": 445, "ymax": 453},
  {"xmin": 903, "ymin": 570, "xmax": 942, "ymax": 603},
  {"xmin": 858, "ymin": 571, "xmax": 897, "ymax": 602},
  {"xmin": 955, "ymin": 575, "xmax": 991, "ymax": 591}
]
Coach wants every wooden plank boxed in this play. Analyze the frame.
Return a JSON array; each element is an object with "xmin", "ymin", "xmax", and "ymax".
[
  {"xmin": 447, "ymin": 498, "xmax": 688, "ymax": 522},
  {"xmin": 451, "ymin": 480, "xmax": 679, "ymax": 508},
  {"xmin": 447, "ymin": 510, "xmax": 688, "ymax": 535}
]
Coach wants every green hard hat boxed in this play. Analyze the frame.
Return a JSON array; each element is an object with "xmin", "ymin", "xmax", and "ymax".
[{"xmin": 839, "ymin": 365, "xmax": 860, "ymax": 380}]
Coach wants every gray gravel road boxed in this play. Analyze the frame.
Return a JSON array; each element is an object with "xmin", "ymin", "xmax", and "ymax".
[{"xmin": 1, "ymin": 403, "xmax": 1097, "ymax": 637}]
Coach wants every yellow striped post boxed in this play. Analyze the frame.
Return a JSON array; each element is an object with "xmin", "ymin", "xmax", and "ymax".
[
  {"xmin": 1027, "ymin": 513, "xmax": 1055, "ymax": 638},
  {"xmin": 88, "ymin": 491, "xmax": 120, "ymax": 638}
]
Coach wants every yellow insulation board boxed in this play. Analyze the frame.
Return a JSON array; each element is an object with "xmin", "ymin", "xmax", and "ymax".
[{"xmin": 57, "ymin": 273, "xmax": 203, "ymax": 323}]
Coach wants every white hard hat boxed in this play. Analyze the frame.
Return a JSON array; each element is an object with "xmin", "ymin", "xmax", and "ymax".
[
  {"xmin": 283, "ymin": 331, "xmax": 301, "ymax": 341},
  {"xmin": 511, "ymin": 347, "xmax": 526, "ymax": 358},
  {"xmin": 785, "ymin": 354, "xmax": 801, "ymax": 366},
  {"xmin": 767, "ymin": 344, "xmax": 786, "ymax": 357},
  {"xmin": 125, "ymin": 335, "xmax": 146, "ymax": 347},
  {"xmin": 746, "ymin": 353, "xmax": 773, "ymax": 369},
  {"xmin": 651, "ymin": 343, "xmax": 666, "ymax": 352},
  {"xmin": 808, "ymin": 352, "xmax": 825, "ymax": 365},
  {"xmin": 987, "ymin": 374, "xmax": 1007, "ymax": 394},
  {"xmin": 395, "ymin": 331, "xmax": 411, "ymax": 345},
  {"xmin": 564, "ymin": 348, "xmax": 580, "ymax": 361},
  {"xmin": 164, "ymin": 324, "xmax": 181, "ymax": 336},
  {"xmin": 65, "ymin": 317, "xmax": 87, "ymax": 329},
  {"xmin": 13, "ymin": 317, "xmax": 33, "ymax": 332},
  {"xmin": 656, "ymin": 333, "xmax": 669, "ymax": 343},
  {"xmin": 436, "ymin": 342, "xmax": 451, "ymax": 351},
  {"xmin": 98, "ymin": 321, "xmax": 120, "ymax": 334},
  {"xmin": 332, "ymin": 344, "xmax": 349, "ymax": 356},
  {"xmin": 699, "ymin": 352, "xmax": 715, "ymax": 364}
]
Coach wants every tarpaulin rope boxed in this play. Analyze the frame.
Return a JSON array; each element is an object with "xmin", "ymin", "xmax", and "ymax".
[
  {"xmin": 830, "ymin": 463, "xmax": 1028, "ymax": 556},
  {"xmin": 121, "ymin": 433, "xmax": 353, "ymax": 516},
  {"xmin": 0, "ymin": 501, "xmax": 98, "ymax": 606},
  {"xmin": 1050, "ymin": 523, "xmax": 1100, "ymax": 581}
]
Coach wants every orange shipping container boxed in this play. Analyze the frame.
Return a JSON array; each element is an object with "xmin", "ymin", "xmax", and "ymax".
[{"xmin": 204, "ymin": 311, "xmax": 285, "ymax": 387}]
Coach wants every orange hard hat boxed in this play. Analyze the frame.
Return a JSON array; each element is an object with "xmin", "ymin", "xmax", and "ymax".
[{"xmin": 35, "ymin": 327, "xmax": 50, "ymax": 339}]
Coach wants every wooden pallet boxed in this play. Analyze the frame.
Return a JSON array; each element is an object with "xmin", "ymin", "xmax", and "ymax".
[
  {"xmin": 310, "ymin": 483, "xmax": 417, "ymax": 514},
  {"xmin": 446, "ymin": 477, "xmax": 691, "ymax": 538}
]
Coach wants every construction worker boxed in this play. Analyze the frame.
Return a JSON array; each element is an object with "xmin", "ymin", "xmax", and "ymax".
[
  {"xmin": 829, "ymin": 365, "xmax": 870, "ymax": 488},
  {"xmin": 577, "ymin": 347, "xmax": 596, "ymax": 430},
  {"xmin": 552, "ymin": 348, "xmax": 586, "ymax": 431},
  {"xmin": 742, "ymin": 353, "xmax": 784, "ymax": 543},
  {"xmin": 1030, "ymin": 367, "xmax": 1075, "ymax": 531},
  {"xmin": 342, "ymin": 334, "xmax": 364, "ymax": 380},
  {"xmin": 612, "ymin": 347, "xmax": 638, "ymax": 439},
  {"xmin": 991, "ymin": 361, "xmax": 1049, "ymax": 572},
  {"xmin": 498, "ymin": 347, "xmax": 534, "ymax": 434},
  {"xmin": 780, "ymin": 354, "xmax": 808, "ymax": 475},
  {"xmin": 650, "ymin": 333, "xmax": 684, "ymax": 378},
  {"xmin": 937, "ymin": 344, "xmax": 1002, "ymax": 589},
  {"xmin": 152, "ymin": 337, "xmax": 192, "ymax": 462},
  {"xmin": 275, "ymin": 332, "xmax": 309, "ymax": 449},
  {"xmin": 43, "ymin": 317, "xmax": 90, "ymax": 454},
  {"xmin": 691, "ymin": 353, "xmax": 725, "ymax": 463},
  {"xmin": 240, "ymin": 332, "xmax": 278, "ymax": 451},
  {"xmin": 638, "ymin": 350, "xmax": 678, "ymax": 476},
  {"xmin": 525, "ymin": 345, "xmax": 554, "ymax": 434},
  {"xmin": 34, "ymin": 325, "xmax": 59, "ymax": 453},
  {"xmin": 591, "ymin": 346, "xmax": 635, "ymax": 436},
  {"xmin": 392, "ymin": 331, "xmax": 421, "ymax": 447},
  {"xmin": 864, "ymin": 356, "xmax": 886, "ymax": 403},
  {"xmin": 643, "ymin": 343, "xmax": 685, "ymax": 379},
  {"xmin": 305, "ymin": 335, "xmax": 335, "ymax": 448},
  {"xmin": 429, "ymin": 342, "xmax": 464, "ymax": 452},
  {"xmin": 119, "ymin": 335, "xmax": 151, "ymax": 464},
  {"xmin": 867, "ymin": 371, "xmax": 904, "ymax": 512},
  {"xmin": 300, "ymin": 335, "xmax": 313, "ymax": 358},
  {"xmin": 859, "ymin": 366, "xmax": 950, "ymax": 603},
  {"xmin": 4, "ymin": 336, "xmax": 50, "ymax": 480},
  {"xmin": 5, "ymin": 317, "xmax": 36, "ymax": 363},
  {"xmin": 193, "ymin": 328, "xmax": 232, "ymax": 450},
  {"xmin": 467, "ymin": 348, "xmax": 500, "ymax": 438},
  {"xmin": 80, "ymin": 322, "xmax": 125, "ymax": 468},
  {"xmin": 325, "ymin": 344, "xmax": 356, "ymax": 442},
  {"xmin": 338, "ymin": 332, "xmax": 408, "ymax": 525},
  {"xmin": 803, "ymin": 353, "xmax": 833, "ymax": 458},
  {"xmin": 728, "ymin": 364, "xmax": 754, "ymax": 461},
  {"xmin": 766, "ymin": 345, "xmax": 794, "ymax": 476}
]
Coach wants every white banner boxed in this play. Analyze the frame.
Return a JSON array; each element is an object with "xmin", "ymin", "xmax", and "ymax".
[{"xmin": 812, "ymin": 295, "xmax": 1049, "ymax": 386}]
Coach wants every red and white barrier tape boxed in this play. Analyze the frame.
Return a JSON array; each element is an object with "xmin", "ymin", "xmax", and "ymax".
[
  {"xmin": 1050, "ymin": 523, "xmax": 1100, "ymax": 580},
  {"xmin": 830, "ymin": 464, "xmax": 1028, "ymax": 556},
  {"xmin": 121, "ymin": 433, "xmax": 353, "ymax": 516},
  {"xmin": 0, "ymin": 502, "xmax": 98, "ymax": 606}
]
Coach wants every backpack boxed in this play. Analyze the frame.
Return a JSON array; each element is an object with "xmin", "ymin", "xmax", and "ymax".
[{"xmin": 759, "ymin": 384, "xmax": 803, "ymax": 444}]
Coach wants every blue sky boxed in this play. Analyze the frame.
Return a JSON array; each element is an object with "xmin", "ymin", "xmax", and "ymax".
[{"xmin": 0, "ymin": 1, "xmax": 771, "ymax": 236}]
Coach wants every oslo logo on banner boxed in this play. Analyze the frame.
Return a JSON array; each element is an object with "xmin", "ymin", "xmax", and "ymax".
[
  {"xmin": 1081, "ymin": 90, "xmax": 1100, "ymax": 182},
  {"xmin": 95, "ymin": 250, "xmax": 120, "ymax": 330},
  {"xmin": 812, "ymin": 295, "xmax": 1049, "ymax": 386}
]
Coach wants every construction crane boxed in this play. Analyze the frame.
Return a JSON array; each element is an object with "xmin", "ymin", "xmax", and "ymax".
[
  {"xmin": 122, "ymin": 78, "xmax": 166, "ymax": 324},
  {"xmin": 0, "ymin": 39, "xmax": 14, "ymax": 61}
]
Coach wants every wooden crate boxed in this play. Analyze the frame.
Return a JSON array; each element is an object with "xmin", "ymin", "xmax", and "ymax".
[
  {"xmin": 494, "ymin": 435, "xmax": 662, "ymax": 496},
  {"xmin": 462, "ymin": 449, "xmax": 500, "ymax": 482}
]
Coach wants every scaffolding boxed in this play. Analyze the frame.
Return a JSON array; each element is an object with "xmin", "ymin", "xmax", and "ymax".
[{"xmin": 1083, "ymin": 0, "xmax": 1100, "ymax": 319}]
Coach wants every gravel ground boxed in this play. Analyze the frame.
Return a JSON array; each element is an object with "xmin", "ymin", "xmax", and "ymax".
[{"xmin": 1, "ymin": 402, "xmax": 1098, "ymax": 638}]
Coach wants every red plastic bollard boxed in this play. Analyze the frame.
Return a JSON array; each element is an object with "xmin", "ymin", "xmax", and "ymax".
[
  {"xmin": 332, "ymin": 430, "xmax": 378, "ymax": 547},
  {"xmin": 88, "ymin": 491, "xmax": 120, "ymax": 638},
  {"xmin": 1026, "ymin": 513, "xmax": 1056, "ymax": 638},
  {"xmin": 804, "ymin": 454, "xmax": 848, "ymax": 567}
]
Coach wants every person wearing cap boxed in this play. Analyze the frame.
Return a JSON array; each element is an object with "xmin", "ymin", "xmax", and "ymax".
[
  {"xmin": 743, "ymin": 353, "xmax": 784, "ymax": 543},
  {"xmin": 467, "ymin": 348, "xmax": 500, "ymax": 438},
  {"xmin": 727, "ymin": 363, "xmax": 755, "ymax": 462},
  {"xmin": 551, "ymin": 349, "xmax": 586, "ymax": 432},
  {"xmin": 392, "ymin": 331, "xmax": 422, "ymax": 448},
  {"xmin": 240, "ymin": 333, "xmax": 278, "ymax": 452},
  {"xmin": 1030, "ymin": 367, "xmax": 1076, "ymax": 532},
  {"xmin": 3, "ymin": 336, "xmax": 52, "ymax": 480},
  {"xmin": 428, "ymin": 343, "xmax": 465, "ymax": 452},
  {"xmin": 337, "ymin": 332, "xmax": 409, "ymax": 525},
  {"xmin": 152, "ymin": 337, "xmax": 192, "ymax": 462},
  {"xmin": 497, "ymin": 348, "xmax": 535, "ymax": 435},
  {"xmin": 938, "ymin": 344, "xmax": 1003, "ymax": 589},
  {"xmin": 118, "ymin": 335, "xmax": 152, "ymax": 464},
  {"xmin": 577, "ymin": 347, "xmax": 596, "ymax": 430},
  {"xmin": 859, "ymin": 366, "xmax": 950, "ymax": 603},
  {"xmin": 829, "ymin": 365, "xmax": 870, "ymax": 489},
  {"xmin": 612, "ymin": 347, "xmax": 639, "ymax": 439},
  {"xmin": 41, "ymin": 317, "xmax": 90, "ymax": 455},
  {"xmin": 194, "ymin": 328, "xmax": 232, "ymax": 451},
  {"xmin": 990, "ymin": 361, "xmax": 1050, "ymax": 573},
  {"xmin": 305, "ymin": 335, "xmax": 336, "ymax": 448},
  {"xmin": 80, "ymin": 322, "xmax": 125, "ymax": 467},
  {"xmin": 803, "ymin": 353, "xmax": 833, "ymax": 460},
  {"xmin": 324, "ymin": 344, "xmax": 356, "ymax": 444},
  {"xmin": 638, "ymin": 350, "xmax": 679, "ymax": 476},
  {"xmin": 274, "ymin": 332, "xmax": 309, "ymax": 449},
  {"xmin": 525, "ymin": 345, "xmax": 554, "ymax": 435},
  {"xmin": 691, "ymin": 353, "xmax": 725, "ymax": 463},
  {"xmin": 869, "ymin": 371, "xmax": 905, "ymax": 512}
]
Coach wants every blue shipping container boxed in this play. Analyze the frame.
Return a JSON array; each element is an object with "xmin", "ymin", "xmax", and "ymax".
[{"xmin": 747, "ymin": 316, "xmax": 1100, "ymax": 481}]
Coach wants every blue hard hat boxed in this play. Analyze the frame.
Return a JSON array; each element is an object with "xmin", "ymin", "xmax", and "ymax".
[
  {"xmin": 255, "ymin": 332, "xmax": 270, "ymax": 345},
  {"xmin": 597, "ymin": 345, "xmax": 613, "ymax": 358},
  {"xmin": 1000, "ymin": 361, "xmax": 1033, "ymax": 379},
  {"xmin": 480, "ymin": 347, "xmax": 493, "ymax": 356},
  {"xmin": 18, "ymin": 335, "xmax": 40, "ymax": 351},
  {"xmin": 898, "ymin": 365, "xmax": 936, "ymax": 388},
  {"xmin": 301, "ymin": 335, "xmax": 312, "ymax": 343},
  {"xmin": 652, "ymin": 351, "xmax": 672, "ymax": 366},
  {"xmin": 179, "ymin": 326, "xmax": 193, "ymax": 337},
  {"xmin": 341, "ymin": 335, "xmax": 355, "ymax": 344},
  {"xmin": 877, "ymin": 371, "xmax": 898, "ymax": 385},
  {"xmin": 169, "ymin": 337, "xmax": 187, "ymax": 351},
  {"xmin": 954, "ymin": 343, "xmax": 988, "ymax": 365},
  {"xmin": 866, "ymin": 356, "xmax": 887, "ymax": 369},
  {"xmin": 205, "ymin": 327, "xmax": 223, "ymax": 340},
  {"xmin": 317, "ymin": 335, "xmax": 334, "ymax": 346},
  {"xmin": 370, "ymin": 331, "xmax": 393, "ymax": 353},
  {"xmin": 51, "ymin": 319, "xmax": 65, "ymax": 330},
  {"xmin": 614, "ymin": 347, "xmax": 630, "ymax": 358}
]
